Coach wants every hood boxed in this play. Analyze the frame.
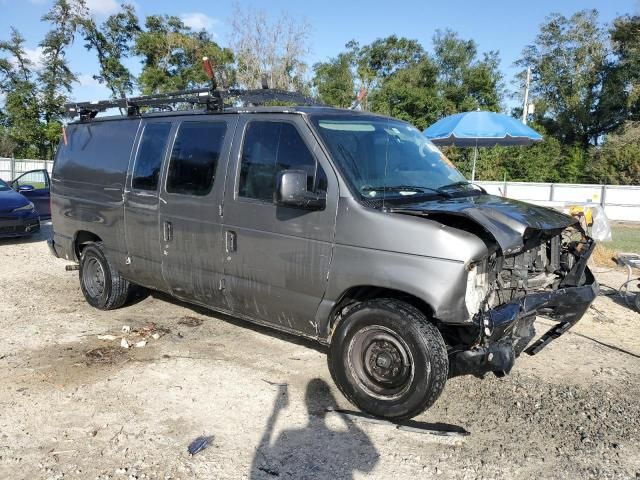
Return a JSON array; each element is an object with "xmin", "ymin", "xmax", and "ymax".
[
  {"xmin": 0, "ymin": 187, "xmax": 31, "ymax": 213},
  {"xmin": 390, "ymin": 194, "xmax": 577, "ymax": 254}
]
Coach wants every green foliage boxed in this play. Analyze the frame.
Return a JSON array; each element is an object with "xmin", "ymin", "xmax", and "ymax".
[
  {"xmin": 444, "ymin": 129, "xmax": 591, "ymax": 184},
  {"xmin": 517, "ymin": 10, "xmax": 627, "ymax": 147},
  {"xmin": 0, "ymin": 28, "xmax": 46, "ymax": 158},
  {"xmin": 0, "ymin": 1, "xmax": 85, "ymax": 159},
  {"xmin": 358, "ymin": 35, "xmax": 425, "ymax": 80},
  {"xmin": 134, "ymin": 15, "xmax": 234, "ymax": 94},
  {"xmin": 610, "ymin": 15, "xmax": 640, "ymax": 119},
  {"xmin": 433, "ymin": 29, "xmax": 503, "ymax": 113},
  {"xmin": 313, "ymin": 53, "xmax": 355, "ymax": 108},
  {"xmin": 39, "ymin": 0, "xmax": 85, "ymax": 128},
  {"xmin": 312, "ymin": 32, "xmax": 503, "ymax": 129},
  {"xmin": 369, "ymin": 58, "xmax": 442, "ymax": 130},
  {"xmin": 587, "ymin": 122, "xmax": 640, "ymax": 184},
  {"xmin": 79, "ymin": 3, "xmax": 139, "ymax": 99}
]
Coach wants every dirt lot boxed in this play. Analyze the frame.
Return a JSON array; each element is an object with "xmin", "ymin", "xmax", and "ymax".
[{"xmin": 1, "ymin": 223, "xmax": 639, "ymax": 480}]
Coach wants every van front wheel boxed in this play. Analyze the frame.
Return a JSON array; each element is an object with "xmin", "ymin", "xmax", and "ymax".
[
  {"xmin": 328, "ymin": 298, "xmax": 448, "ymax": 420},
  {"xmin": 79, "ymin": 242, "xmax": 131, "ymax": 310}
]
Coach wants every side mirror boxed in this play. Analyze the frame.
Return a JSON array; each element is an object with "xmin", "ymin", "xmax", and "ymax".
[
  {"xmin": 275, "ymin": 170, "xmax": 326, "ymax": 210},
  {"xmin": 18, "ymin": 184, "xmax": 35, "ymax": 192}
]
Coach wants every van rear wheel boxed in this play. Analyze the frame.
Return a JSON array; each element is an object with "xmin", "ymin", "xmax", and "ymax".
[
  {"xmin": 79, "ymin": 242, "xmax": 131, "ymax": 310},
  {"xmin": 328, "ymin": 298, "xmax": 448, "ymax": 420}
]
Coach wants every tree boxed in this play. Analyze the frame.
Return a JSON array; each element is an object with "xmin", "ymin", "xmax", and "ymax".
[
  {"xmin": 517, "ymin": 10, "xmax": 627, "ymax": 147},
  {"xmin": 0, "ymin": 28, "xmax": 45, "ymax": 157},
  {"xmin": 313, "ymin": 53, "xmax": 354, "ymax": 108},
  {"xmin": 134, "ymin": 15, "xmax": 233, "ymax": 94},
  {"xmin": 369, "ymin": 58, "xmax": 442, "ymax": 129},
  {"xmin": 229, "ymin": 6, "xmax": 310, "ymax": 91},
  {"xmin": 39, "ymin": 0, "xmax": 87, "ymax": 157},
  {"xmin": 610, "ymin": 15, "xmax": 640, "ymax": 120},
  {"xmin": 357, "ymin": 35, "xmax": 425, "ymax": 80},
  {"xmin": 587, "ymin": 121, "xmax": 640, "ymax": 184},
  {"xmin": 79, "ymin": 3, "xmax": 140, "ymax": 99},
  {"xmin": 433, "ymin": 29, "xmax": 503, "ymax": 113}
]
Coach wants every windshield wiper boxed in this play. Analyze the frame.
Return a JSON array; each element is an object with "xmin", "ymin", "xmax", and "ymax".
[
  {"xmin": 362, "ymin": 185, "xmax": 451, "ymax": 198},
  {"xmin": 437, "ymin": 181, "xmax": 485, "ymax": 194}
]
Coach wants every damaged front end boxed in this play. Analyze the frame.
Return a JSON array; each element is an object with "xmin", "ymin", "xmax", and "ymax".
[
  {"xmin": 449, "ymin": 225, "xmax": 598, "ymax": 378},
  {"xmin": 389, "ymin": 194, "xmax": 599, "ymax": 379}
]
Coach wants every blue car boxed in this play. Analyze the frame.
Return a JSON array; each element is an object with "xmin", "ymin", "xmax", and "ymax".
[
  {"xmin": 0, "ymin": 177, "xmax": 40, "ymax": 238},
  {"xmin": 8, "ymin": 169, "xmax": 51, "ymax": 218}
]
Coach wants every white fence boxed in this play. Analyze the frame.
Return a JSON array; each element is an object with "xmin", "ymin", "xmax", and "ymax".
[
  {"xmin": 0, "ymin": 157, "xmax": 54, "ymax": 181},
  {"xmin": 477, "ymin": 181, "xmax": 640, "ymax": 222}
]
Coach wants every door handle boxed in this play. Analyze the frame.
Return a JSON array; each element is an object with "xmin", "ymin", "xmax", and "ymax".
[
  {"xmin": 225, "ymin": 230, "xmax": 236, "ymax": 253},
  {"xmin": 164, "ymin": 221, "xmax": 173, "ymax": 242}
]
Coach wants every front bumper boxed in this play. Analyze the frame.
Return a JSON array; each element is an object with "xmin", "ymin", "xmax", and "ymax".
[
  {"xmin": 0, "ymin": 212, "xmax": 40, "ymax": 238},
  {"xmin": 449, "ymin": 266, "xmax": 598, "ymax": 378}
]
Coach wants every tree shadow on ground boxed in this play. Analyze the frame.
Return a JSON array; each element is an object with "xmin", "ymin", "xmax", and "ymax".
[{"xmin": 249, "ymin": 378, "xmax": 379, "ymax": 479}]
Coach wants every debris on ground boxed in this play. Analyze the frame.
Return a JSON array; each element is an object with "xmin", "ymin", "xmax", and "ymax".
[
  {"xmin": 187, "ymin": 435, "xmax": 214, "ymax": 456},
  {"xmin": 97, "ymin": 334, "xmax": 118, "ymax": 341},
  {"xmin": 84, "ymin": 346, "xmax": 126, "ymax": 365},
  {"xmin": 134, "ymin": 340, "xmax": 146, "ymax": 348},
  {"xmin": 121, "ymin": 325, "xmax": 131, "ymax": 333},
  {"xmin": 120, "ymin": 338, "xmax": 129, "ymax": 349},
  {"xmin": 178, "ymin": 316, "xmax": 204, "ymax": 327}
]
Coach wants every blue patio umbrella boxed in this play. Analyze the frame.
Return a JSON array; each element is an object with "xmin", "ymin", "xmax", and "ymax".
[{"xmin": 423, "ymin": 111, "xmax": 543, "ymax": 182}]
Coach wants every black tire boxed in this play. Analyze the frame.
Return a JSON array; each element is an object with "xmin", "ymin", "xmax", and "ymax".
[
  {"xmin": 79, "ymin": 242, "xmax": 131, "ymax": 310},
  {"xmin": 328, "ymin": 298, "xmax": 448, "ymax": 420}
]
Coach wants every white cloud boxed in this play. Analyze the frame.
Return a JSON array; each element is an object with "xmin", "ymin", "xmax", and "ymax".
[
  {"xmin": 24, "ymin": 47, "xmax": 44, "ymax": 68},
  {"xmin": 77, "ymin": 74, "xmax": 101, "ymax": 87},
  {"xmin": 85, "ymin": 0, "xmax": 119, "ymax": 17},
  {"xmin": 9, "ymin": 46, "xmax": 45, "ymax": 71},
  {"xmin": 180, "ymin": 12, "xmax": 217, "ymax": 32}
]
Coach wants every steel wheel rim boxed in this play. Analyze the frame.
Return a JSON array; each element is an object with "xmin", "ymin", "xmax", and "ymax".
[
  {"xmin": 347, "ymin": 325, "xmax": 414, "ymax": 400},
  {"xmin": 83, "ymin": 257, "xmax": 106, "ymax": 298}
]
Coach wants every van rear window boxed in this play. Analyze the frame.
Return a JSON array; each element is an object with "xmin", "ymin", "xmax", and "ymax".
[
  {"xmin": 166, "ymin": 121, "xmax": 227, "ymax": 196},
  {"xmin": 53, "ymin": 120, "xmax": 139, "ymax": 188},
  {"xmin": 133, "ymin": 123, "xmax": 172, "ymax": 191}
]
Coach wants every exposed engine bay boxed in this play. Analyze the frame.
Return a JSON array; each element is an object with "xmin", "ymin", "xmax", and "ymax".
[
  {"xmin": 481, "ymin": 226, "xmax": 592, "ymax": 311},
  {"xmin": 456, "ymin": 224, "xmax": 597, "ymax": 377},
  {"xmin": 388, "ymin": 195, "xmax": 599, "ymax": 378}
]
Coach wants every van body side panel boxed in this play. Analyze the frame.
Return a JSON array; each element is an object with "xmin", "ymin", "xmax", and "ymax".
[
  {"xmin": 159, "ymin": 116, "xmax": 238, "ymax": 308},
  {"xmin": 221, "ymin": 114, "xmax": 339, "ymax": 337},
  {"xmin": 317, "ymin": 244, "xmax": 469, "ymax": 339},
  {"xmin": 122, "ymin": 120, "xmax": 173, "ymax": 289},
  {"xmin": 51, "ymin": 119, "xmax": 141, "ymax": 269},
  {"xmin": 313, "ymin": 197, "xmax": 478, "ymax": 339}
]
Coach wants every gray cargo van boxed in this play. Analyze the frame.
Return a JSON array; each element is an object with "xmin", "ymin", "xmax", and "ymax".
[{"xmin": 49, "ymin": 100, "xmax": 597, "ymax": 420}]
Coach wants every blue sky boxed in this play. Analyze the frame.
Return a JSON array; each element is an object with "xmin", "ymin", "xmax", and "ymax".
[{"xmin": 1, "ymin": 0, "xmax": 638, "ymax": 111}]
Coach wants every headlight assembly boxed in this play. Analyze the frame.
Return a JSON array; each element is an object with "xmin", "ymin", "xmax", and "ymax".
[
  {"xmin": 13, "ymin": 202, "xmax": 34, "ymax": 212},
  {"xmin": 465, "ymin": 260, "xmax": 489, "ymax": 318}
]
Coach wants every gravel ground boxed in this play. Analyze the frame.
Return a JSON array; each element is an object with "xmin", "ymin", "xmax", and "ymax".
[{"xmin": 0, "ymin": 223, "xmax": 639, "ymax": 480}]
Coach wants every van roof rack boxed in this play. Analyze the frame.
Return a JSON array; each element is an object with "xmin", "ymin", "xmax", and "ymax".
[{"xmin": 63, "ymin": 86, "xmax": 323, "ymax": 121}]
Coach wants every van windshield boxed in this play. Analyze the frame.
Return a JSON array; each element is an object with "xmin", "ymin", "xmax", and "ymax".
[
  {"xmin": 310, "ymin": 115, "xmax": 472, "ymax": 202},
  {"xmin": 0, "ymin": 179, "xmax": 10, "ymax": 191}
]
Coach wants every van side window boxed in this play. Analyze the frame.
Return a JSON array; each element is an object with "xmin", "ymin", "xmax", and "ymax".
[
  {"xmin": 132, "ymin": 123, "xmax": 172, "ymax": 191},
  {"xmin": 167, "ymin": 122, "xmax": 227, "ymax": 196},
  {"xmin": 238, "ymin": 121, "xmax": 323, "ymax": 201}
]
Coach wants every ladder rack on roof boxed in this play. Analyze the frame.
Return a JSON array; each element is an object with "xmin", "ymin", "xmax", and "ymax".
[{"xmin": 63, "ymin": 87, "xmax": 323, "ymax": 121}]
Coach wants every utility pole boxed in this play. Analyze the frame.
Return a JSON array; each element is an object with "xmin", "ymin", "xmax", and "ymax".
[{"xmin": 521, "ymin": 66, "xmax": 531, "ymax": 125}]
